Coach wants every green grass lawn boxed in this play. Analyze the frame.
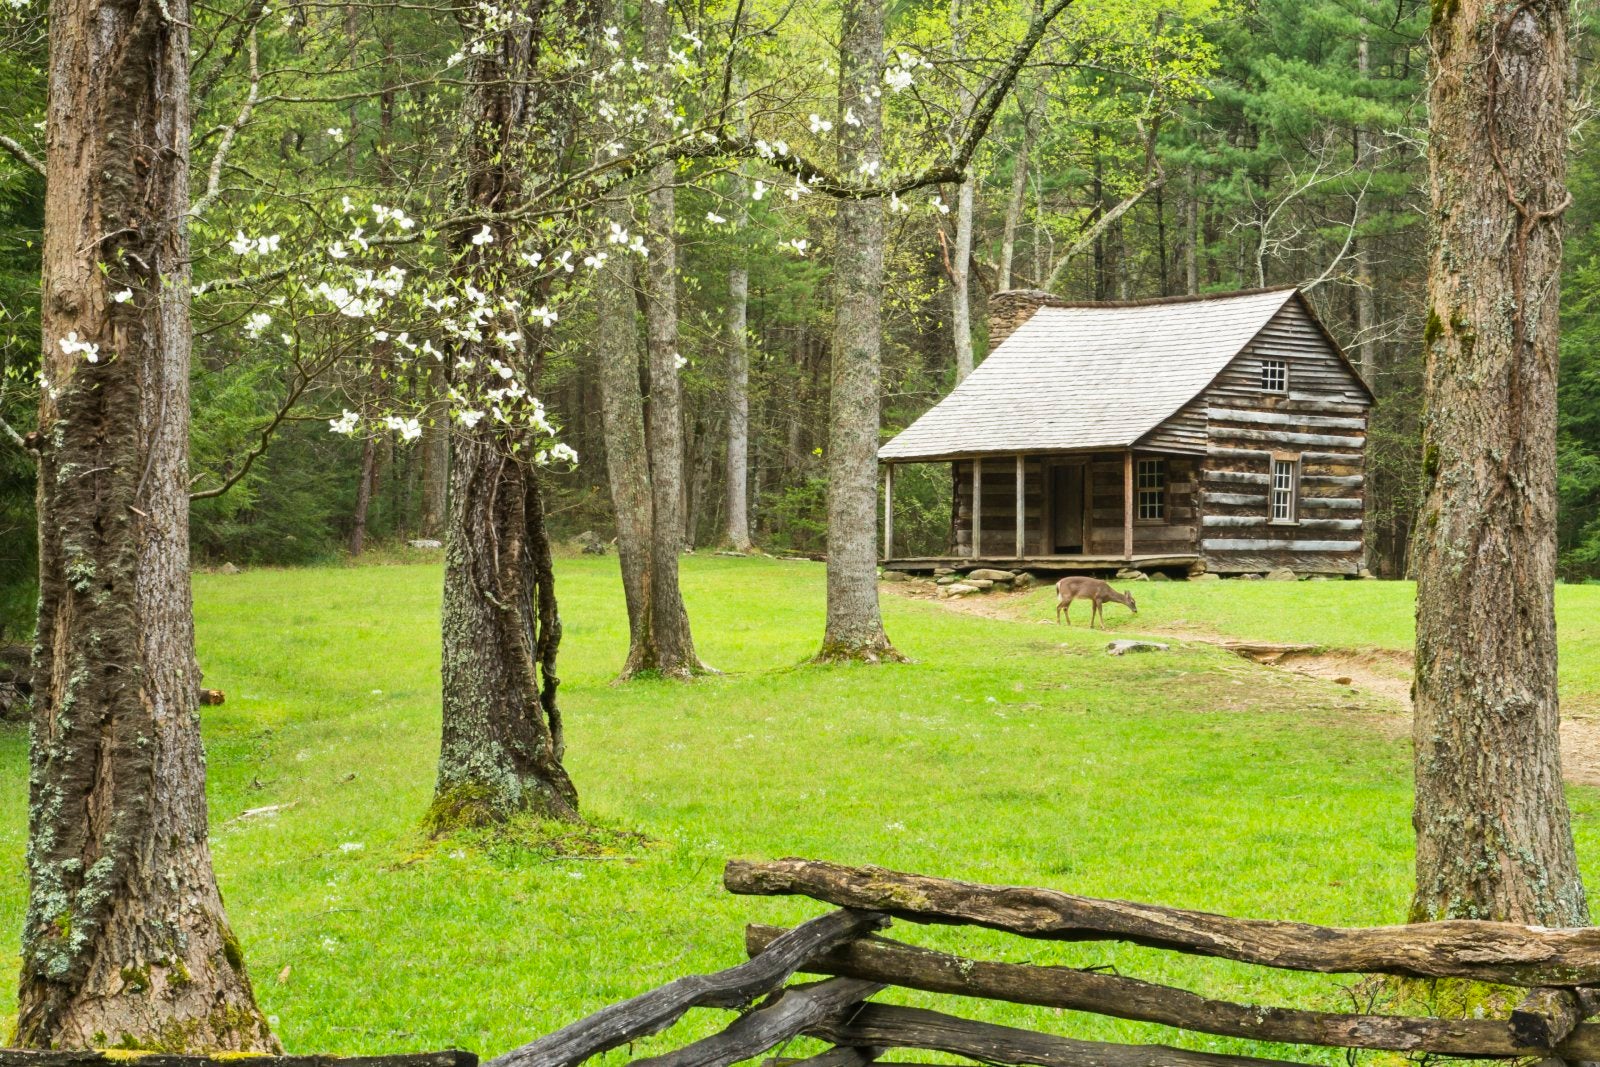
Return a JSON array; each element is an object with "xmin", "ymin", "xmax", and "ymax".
[{"xmin": 0, "ymin": 558, "xmax": 1598, "ymax": 1061}]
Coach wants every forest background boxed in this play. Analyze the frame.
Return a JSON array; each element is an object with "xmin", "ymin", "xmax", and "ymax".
[{"xmin": 3, "ymin": 0, "xmax": 1599, "ymax": 640}]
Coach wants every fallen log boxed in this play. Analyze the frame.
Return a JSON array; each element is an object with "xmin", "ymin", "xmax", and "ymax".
[
  {"xmin": 0, "ymin": 1053, "xmax": 474, "ymax": 1067},
  {"xmin": 805, "ymin": 1003, "xmax": 1314, "ymax": 1067},
  {"xmin": 630, "ymin": 978, "xmax": 882, "ymax": 1067},
  {"xmin": 746, "ymin": 924, "xmax": 1564, "ymax": 1057},
  {"xmin": 725, "ymin": 858, "xmax": 1600, "ymax": 986},
  {"xmin": 487, "ymin": 908, "xmax": 886, "ymax": 1067}
]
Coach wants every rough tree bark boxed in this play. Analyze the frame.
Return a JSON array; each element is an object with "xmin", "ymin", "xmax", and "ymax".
[
  {"xmin": 818, "ymin": 0, "xmax": 901, "ymax": 663},
  {"xmin": 593, "ymin": 199, "xmax": 661, "ymax": 677},
  {"xmin": 19, "ymin": 0, "xmax": 276, "ymax": 1046},
  {"xmin": 1410, "ymin": 0, "xmax": 1586, "ymax": 925},
  {"xmin": 637, "ymin": 0, "xmax": 702, "ymax": 675},
  {"xmin": 429, "ymin": 0, "xmax": 579, "ymax": 829},
  {"xmin": 722, "ymin": 158, "xmax": 754, "ymax": 554}
]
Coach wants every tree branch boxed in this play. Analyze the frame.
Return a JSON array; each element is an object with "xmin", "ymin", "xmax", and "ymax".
[
  {"xmin": 190, "ymin": 29, "xmax": 261, "ymax": 219},
  {"xmin": 0, "ymin": 135, "xmax": 45, "ymax": 178}
]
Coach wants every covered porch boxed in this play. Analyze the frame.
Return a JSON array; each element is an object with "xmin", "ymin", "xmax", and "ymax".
[{"xmin": 881, "ymin": 449, "xmax": 1199, "ymax": 573}]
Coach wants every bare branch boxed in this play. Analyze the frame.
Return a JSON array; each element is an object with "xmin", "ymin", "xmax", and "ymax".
[
  {"xmin": 190, "ymin": 29, "xmax": 260, "ymax": 219},
  {"xmin": 0, "ymin": 134, "xmax": 45, "ymax": 178}
]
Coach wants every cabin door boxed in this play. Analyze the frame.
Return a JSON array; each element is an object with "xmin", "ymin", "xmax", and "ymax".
[{"xmin": 1048, "ymin": 462, "xmax": 1085, "ymax": 554}]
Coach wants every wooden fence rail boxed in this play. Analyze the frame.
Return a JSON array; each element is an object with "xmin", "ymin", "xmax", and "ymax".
[{"xmin": 12, "ymin": 859, "xmax": 1600, "ymax": 1067}]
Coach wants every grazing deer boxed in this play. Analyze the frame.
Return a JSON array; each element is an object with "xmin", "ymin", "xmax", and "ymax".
[{"xmin": 1055, "ymin": 576, "xmax": 1138, "ymax": 628}]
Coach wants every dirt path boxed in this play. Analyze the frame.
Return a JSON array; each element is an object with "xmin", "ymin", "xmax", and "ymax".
[{"xmin": 883, "ymin": 578, "xmax": 1600, "ymax": 788}]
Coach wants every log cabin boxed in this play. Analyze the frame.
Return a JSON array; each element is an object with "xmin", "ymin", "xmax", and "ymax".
[{"xmin": 879, "ymin": 286, "xmax": 1373, "ymax": 576}]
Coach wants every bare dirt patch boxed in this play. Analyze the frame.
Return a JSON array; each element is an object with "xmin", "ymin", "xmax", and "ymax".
[{"xmin": 883, "ymin": 578, "xmax": 1600, "ymax": 787}]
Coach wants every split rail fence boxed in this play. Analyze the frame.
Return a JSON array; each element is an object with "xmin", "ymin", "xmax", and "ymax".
[{"xmin": 11, "ymin": 859, "xmax": 1600, "ymax": 1067}]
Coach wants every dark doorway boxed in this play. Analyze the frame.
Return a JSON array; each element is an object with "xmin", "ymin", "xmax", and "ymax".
[{"xmin": 1050, "ymin": 463, "xmax": 1085, "ymax": 554}]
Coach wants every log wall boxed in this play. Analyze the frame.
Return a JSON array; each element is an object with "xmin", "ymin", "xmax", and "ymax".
[{"xmin": 1178, "ymin": 297, "xmax": 1370, "ymax": 575}]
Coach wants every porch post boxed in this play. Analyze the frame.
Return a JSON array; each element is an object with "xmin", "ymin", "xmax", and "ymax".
[
  {"xmin": 882, "ymin": 463, "xmax": 894, "ymax": 560},
  {"xmin": 1123, "ymin": 450, "xmax": 1134, "ymax": 560},
  {"xmin": 972, "ymin": 457, "xmax": 983, "ymax": 559},
  {"xmin": 1014, "ymin": 454, "xmax": 1026, "ymax": 558}
]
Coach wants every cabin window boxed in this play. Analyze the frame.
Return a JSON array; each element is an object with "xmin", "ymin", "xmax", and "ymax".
[
  {"xmin": 1136, "ymin": 458, "xmax": 1166, "ymax": 521},
  {"xmin": 1271, "ymin": 457, "xmax": 1300, "ymax": 523},
  {"xmin": 1260, "ymin": 358, "xmax": 1288, "ymax": 393}
]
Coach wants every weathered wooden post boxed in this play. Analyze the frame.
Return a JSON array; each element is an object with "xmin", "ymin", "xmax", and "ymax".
[
  {"xmin": 1123, "ymin": 451, "xmax": 1134, "ymax": 560},
  {"xmin": 882, "ymin": 463, "xmax": 894, "ymax": 560},
  {"xmin": 1014, "ymin": 455, "xmax": 1025, "ymax": 558},
  {"xmin": 972, "ymin": 457, "xmax": 983, "ymax": 559}
]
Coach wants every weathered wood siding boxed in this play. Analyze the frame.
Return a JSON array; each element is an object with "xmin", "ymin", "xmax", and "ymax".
[
  {"xmin": 950, "ymin": 453, "xmax": 1199, "ymax": 558},
  {"xmin": 953, "ymin": 457, "xmax": 1044, "ymax": 556},
  {"xmin": 1085, "ymin": 454, "xmax": 1198, "ymax": 555},
  {"xmin": 1187, "ymin": 297, "xmax": 1370, "ymax": 574}
]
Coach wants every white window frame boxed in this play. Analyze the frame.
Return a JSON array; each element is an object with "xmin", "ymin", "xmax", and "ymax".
[
  {"xmin": 1136, "ymin": 457, "xmax": 1166, "ymax": 522},
  {"xmin": 1270, "ymin": 455, "xmax": 1300, "ymax": 524},
  {"xmin": 1260, "ymin": 358, "xmax": 1288, "ymax": 393}
]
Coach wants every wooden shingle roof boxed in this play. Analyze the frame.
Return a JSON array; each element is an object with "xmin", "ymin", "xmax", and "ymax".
[{"xmin": 879, "ymin": 286, "xmax": 1305, "ymax": 461}]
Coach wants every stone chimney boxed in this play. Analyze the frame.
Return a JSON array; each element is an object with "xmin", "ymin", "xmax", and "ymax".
[{"xmin": 987, "ymin": 289, "xmax": 1068, "ymax": 348}]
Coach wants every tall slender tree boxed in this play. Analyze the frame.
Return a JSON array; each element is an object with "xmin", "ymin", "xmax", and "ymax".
[
  {"xmin": 819, "ymin": 0, "xmax": 901, "ymax": 662},
  {"xmin": 19, "ymin": 0, "xmax": 275, "ymax": 1045},
  {"xmin": 1410, "ymin": 0, "xmax": 1586, "ymax": 924}
]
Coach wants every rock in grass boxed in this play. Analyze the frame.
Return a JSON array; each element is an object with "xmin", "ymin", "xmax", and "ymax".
[
  {"xmin": 967, "ymin": 568, "xmax": 1016, "ymax": 582},
  {"xmin": 1189, "ymin": 573, "xmax": 1221, "ymax": 582},
  {"xmin": 219, "ymin": 562, "xmax": 241, "ymax": 574},
  {"xmin": 939, "ymin": 583, "xmax": 979, "ymax": 599},
  {"xmin": 408, "ymin": 538, "xmax": 444, "ymax": 550},
  {"xmin": 1265, "ymin": 568, "xmax": 1297, "ymax": 581},
  {"xmin": 1106, "ymin": 640, "xmax": 1170, "ymax": 655},
  {"xmin": 1148, "ymin": 572, "xmax": 1172, "ymax": 582},
  {"xmin": 1012, "ymin": 572, "xmax": 1037, "ymax": 589},
  {"xmin": 879, "ymin": 570, "xmax": 913, "ymax": 583},
  {"xmin": 1115, "ymin": 568, "xmax": 1147, "ymax": 581}
]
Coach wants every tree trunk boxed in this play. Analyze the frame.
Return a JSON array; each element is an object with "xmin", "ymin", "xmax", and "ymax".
[
  {"xmin": 723, "ymin": 248, "xmax": 753, "ymax": 552},
  {"xmin": 950, "ymin": 174, "xmax": 976, "ymax": 380},
  {"xmin": 419, "ymin": 412, "xmax": 448, "ymax": 539},
  {"xmin": 1352, "ymin": 37, "xmax": 1377, "ymax": 384},
  {"xmin": 819, "ymin": 0, "xmax": 900, "ymax": 662},
  {"xmin": 1185, "ymin": 169, "xmax": 1199, "ymax": 295},
  {"xmin": 594, "ymin": 201, "xmax": 660, "ymax": 677},
  {"xmin": 429, "ymin": 0, "xmax": 580, "ymax": 830},
  {"xmin": 639, "ymin": 0, "xmax": 699, "ymax": 675},
  {"xmin": 1410, "ymin": 0, "xmax": 1586, "ymax": 926},
  {"xmin": 350, "ymin": 433, "xmax": 379, "ymax": 555},
  {"xmin": 997, "ymin": 120, "xmax": 1031, "ymax": 291},
  {"xmin": 434, "ymin": 439, "xmax": 576, "ymax": 827},
  {"xmin": 20, "ymin": 0, "xmax": 275, "ymax": 1046}
]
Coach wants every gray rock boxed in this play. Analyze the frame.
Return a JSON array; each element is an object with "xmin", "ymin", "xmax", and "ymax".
[
  {"xmin": 407, "ymin": 538, "xmax": 443, "ymax": 550},
  {"xmin": 1012, "ymin": 572, "xmax": 1037, "ymax": 589},
  {"xmin": 219, "ymin": 562, "xmax": 241, "ymax": 575},
  {"xmin": 964, "ymin": 578, "xmax": 995, "ymax": 590},
  {"xmin": 1306, "ymin": 574, "xmax": 1331, "ymax": 581},
  {"xmin": 1187, "ymin": 560, "xmax": 1208, "ymax": 576},
  {"xmin": 967, "ymin": 568, "xmax": 1016, "ymax": 583},
  {"xmin": 879, "ymin": 570, "xmax": 913, "ymax": 583},
  {"xmin": 939, "ymin": 583, "xmax": 979, "ymax": 599},
  {"xmin": 1189, "ymin": 572, "xmax": 1221, "ymax": 582},
  {"xmin": 1148, "ymin": 572, "xmax": 1172, "ymax": 582},
  {"xmin": 1114, "ymin": 568, "xmax": 1147, "ymax": 581},
  {"xmin": 936, "ymin": 574, "xmax": 960, "ymax": 585},
  {"xmin": 1265, "ymin": 568, "xmax": 1297, "ymax": 581},
  {"xmin": 1106, "ymin": 639, "xmax": 1170, "ymax": 656},
  {"xmin": 1237, "ymin": 573, "xmax": 1263, "ymax": 581},
  {"xmin": 933, "ymin": 567, "xmax": 956, "ymax": 577}
]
